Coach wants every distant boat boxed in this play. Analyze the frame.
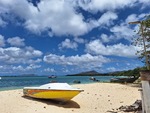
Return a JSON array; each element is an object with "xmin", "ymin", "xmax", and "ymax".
[
  {"xmin": 110, "ymin": 76, "xmax": 139, "ymax": 83},
  {"xmin": 89, "ymin": 77, "xmax": 100, "ymax": 82},
  {"xmin": 48, "ymin": 75, "xmax": 57, "ymax": 78},
  {"xmin": 23, "ymin": 83, "xmax": 83, "ymax": 102},
  {"xmin": 0, "ymin": 77, "xmax": 1, "ymax": 80},
  {"xmin": 89, "ymin": 77, "xmax": 96, "ymax": 81}
]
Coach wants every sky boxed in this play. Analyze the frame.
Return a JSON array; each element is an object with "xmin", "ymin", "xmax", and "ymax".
[{"xmin": 0, "ymin": 0, "xmax": 150, "ymax": 76}]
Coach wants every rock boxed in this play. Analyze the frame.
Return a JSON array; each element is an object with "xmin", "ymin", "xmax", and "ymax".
[{"xmin": 73, "ymin": 80, "xmax": 81, "ymax": 84}]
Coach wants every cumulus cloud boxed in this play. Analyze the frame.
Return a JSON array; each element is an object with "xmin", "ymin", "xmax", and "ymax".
[
  {"xmin": 74, "ymin": 37, "xmax": 85, "ymax": 44},
  {"xmin": 0, "ymin": 0, "xmax": 136, "ymax": 37},
  {"xmin": 0, "ymin": 34, "xmax": 43, "ymax": 74},
  {"xmin": 1, "ymin": 0, "xmax": 146, "ymax": 38},
  {"xmin": 26, "ymin": 64, "xmax": 41, "ymax": 70},
  {"xmin": 100, "ymin": 34, "xmax": 114, "ymax": 43},
  {"xmin": 0, "ymin": 46, "xmax": 42, "ymax": 64},
  {"xmin": 0, "ymin": 35, "xmax": 5, "ymax": 47},
  {"xmin": 0, "ymin": 0, "xmax": 149, "ymax": 75},
  {"xmin": 76, "ymin": 0, "xmax": 137, "ymax": 13},
  {"xmin": 59, "ymin": 37, "xmax": 86, "ymax": 50},
  {"xmin": 0, "ymin": 0, "xmax": 89, "ymax": 36},
  {"xmin": 110, "ymin": 23, "xmax": 133, "ymax": 41},
  {"xmin": 0, "ymin": 17, "xmax": 7, "ymax": 27},
  {"xmin": 25, "ymin": 0, "xmax": 89, "ymax": 36},
  {"xmin": 44, "ymin": 68, "xmax": 55, "ymax": 72},
  {"xmin": 98, "ymin": 11, "xmax": 118, "ymax": 26},
  {"xmin": 0, "ymin": 64, "xmax": 41, "ymax": 74},
  {"xmin": 125, "ymin": 13, "xmax": 147, "ymax": 23},
  {"xmin": 43, "ymin": 53, "xmax": 110, "ymax": 69},
  {"xmin": 7, "ymin": 37, "xmax": 25, "ymax": 47},
  {"xmin": 85, "ymin": 39, "xmax": 138, "ymax": 57},
  {"xmin": 59, "ymin": 38, "xmax": 78, "ymax": 50}
]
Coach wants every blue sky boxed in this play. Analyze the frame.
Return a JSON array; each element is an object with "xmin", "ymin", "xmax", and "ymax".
[{"xmin": 0, "ymin": 0, "xmax": 149, "ymax": 76}]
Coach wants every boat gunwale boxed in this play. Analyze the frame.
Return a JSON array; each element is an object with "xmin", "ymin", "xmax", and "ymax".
[{"xmin": 23, "ymin": 87, "xmax": 83, "ymax": 92}]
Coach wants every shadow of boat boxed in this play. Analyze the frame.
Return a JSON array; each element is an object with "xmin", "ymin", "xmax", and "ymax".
[
  {"xmin": 22, "ymin": 96, "xmax": 80, "ymax": 108},
  {"xmin": 110, "ymin": 76, "xmax": 139, "ymax": 83}
]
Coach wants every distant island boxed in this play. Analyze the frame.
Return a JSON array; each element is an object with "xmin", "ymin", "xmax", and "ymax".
[
  {"xmin": 66, "ymin": 70, "xmax": 109, "ymax": 76},
  {"xmin": 66, "ymin": 67, "xmax": 141, "ymax": 77}
]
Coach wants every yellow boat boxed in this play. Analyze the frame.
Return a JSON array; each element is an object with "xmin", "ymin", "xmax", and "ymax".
[{"xmin": 23, "ymin": 83, "xmax": 83, "ymax": 101}]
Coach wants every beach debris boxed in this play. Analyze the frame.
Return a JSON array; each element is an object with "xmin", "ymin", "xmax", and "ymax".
[
  {"xmin": 118, "ymin": 100, "xmax": 142, "ymax": 112},
  {"xmin": 107, "ymin": 100, "xmax": 142, "ymax": 113},
  {"xmin": 107, "ymin": 110, "xmax": 118, "ymax": 113}
]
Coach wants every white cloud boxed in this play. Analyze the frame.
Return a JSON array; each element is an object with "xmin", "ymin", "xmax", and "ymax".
[
  {"xmin": 106, "ymin": 67, "xmax": 118, "ymax": 72},
  {"xmin": 7, "ymin": 36, "xmax": 25, "ymax": 47},
  {"xmin": 0, "ymin": 35, "xmax": 5, "ymax": 47},
  {"xmin": 74, "ymin": 37, "xmax": 85, "ymax": 43},
  {"xmin": 85, "ymin": 39, "xmax": 138, "ymax": 57},
  {"xmin": 0, "ymin": 0, "xmax": 88, "ymax": 36},
  {"xmin": 43, "ymin": 53, "xmax": 110, "ymax": 69},
  {"xmin": 138, "ymin": 0, "xmax": 150, "ymax": 7},
  {"xmin": 98, "ymin": 11, "xmax": 118, "ymax": 26},
  {"xmin": 12, "ymin": 65, "xmax": 24, "ymax": 71},
  {"xmin": 59, "ymin": 37, "xmax": 86, "ymax": 50},
  {"xmin": 44, "ymin": 68, "xmax": 55, "ymax": 72},
  {"xmin": 100, "ymin": 34, "xmax": 114, "ymax": 43},
  {"xmin": 125, "ymin": 14, "xmax": 139, "ymax": 23},
  {"xmin": 125, "ymin": 13, "xmax": 147, "ymax": 23},
  {"xmin": 109, "ymin": 13, "xmax": 149, "ymax": 42},
  {"xmin": 25, "ymin": 0, "xmax": 89, "ymax": 36},
  {"xmin": 0, "ymin": 46, "xmax": 43, "ymax": 64},
  {"xmin": 0, "ymin": 0, "xmax": 133, "ymax": 37},
  {"xmin": 110, "ymin": 23, "xmax": 134, "ymax": 41},
  {"xmin": 0, "ymin": 64, "xmax": 41, "ymax": 74},
  {"xmin": 59, "ymin": 38, "xmax": 78, "ymax": 50},
  {"xmin": 0, "ymin": 17, "xmax": 7, "ymax": 27},
  {"xmin": 1, "ymin": 0, "xmax": 148, "ymax": 38},
  {"xmin": 26, "ymin": 64, "xmax": 41, "ymax": 70},
  {"xmin": 76, "ymin": 0, "xmax": 137, "ymax": 13}
]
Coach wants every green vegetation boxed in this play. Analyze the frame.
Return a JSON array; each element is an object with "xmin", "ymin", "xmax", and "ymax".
[
  {"xmin": 67, "ymin": 67, "xmax": 146, "ymax": 77},
  {"xmin": 110, "ymin": 67, "xmax": 147, "ymax": 77}
]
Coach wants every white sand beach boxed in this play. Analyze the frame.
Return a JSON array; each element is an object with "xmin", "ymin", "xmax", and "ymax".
[{"xmin": 0, "ymin": 83, "xmax": 141, "ymax": 113}]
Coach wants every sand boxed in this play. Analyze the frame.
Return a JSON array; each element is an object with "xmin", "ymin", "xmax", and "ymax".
[{"xmin": 0, "ymin": 83, "xmax": 141, "ymax": 113}]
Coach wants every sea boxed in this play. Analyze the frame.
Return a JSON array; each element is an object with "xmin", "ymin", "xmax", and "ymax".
[{"xmin": 0, "ymin": 76, "xmax": 113, "ymax": 91}]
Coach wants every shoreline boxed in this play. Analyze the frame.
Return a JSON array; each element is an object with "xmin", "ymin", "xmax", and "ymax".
[{"xmin": 0, "ymin": 83, "xmax": 141, "ymax": 113}]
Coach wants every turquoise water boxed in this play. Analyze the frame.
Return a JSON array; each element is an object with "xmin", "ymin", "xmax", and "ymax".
[{"xmin": 0, "ymin": 76, "xmax": 113, "ymax": 91}]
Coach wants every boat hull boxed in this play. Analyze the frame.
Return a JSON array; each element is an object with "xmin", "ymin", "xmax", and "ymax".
[{"xmin": 23, "ymin": 89, "xmax": 82, "ymax": 101}]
